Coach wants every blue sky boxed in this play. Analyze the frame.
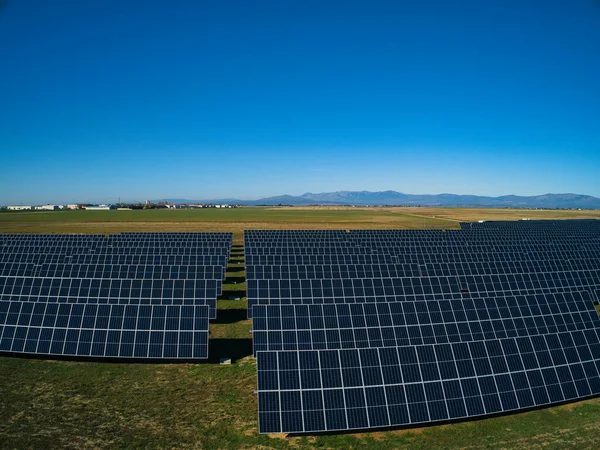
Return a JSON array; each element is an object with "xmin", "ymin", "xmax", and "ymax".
[{"xmin": 1, "ymin": 0, "xmax": 599, "ymax": 204}]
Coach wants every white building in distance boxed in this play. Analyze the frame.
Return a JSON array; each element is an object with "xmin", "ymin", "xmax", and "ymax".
[
  {"xmin": 34, "ymin": 205, "xmax": 58, "ymax": 211},
  {"xmin": 6, "ymin": 205, "xmax": 32, "ymax": 210},
  {"xmin": 85, "ymin": 204, "xmax": 115, "ymax": 210}
]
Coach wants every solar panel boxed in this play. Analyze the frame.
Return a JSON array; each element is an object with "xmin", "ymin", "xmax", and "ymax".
[
  {"xmin": 246, "ymin": 272, "xmax": 600, "ymax": 317},
  {"xmin": 244, "ymin": 251, "xmax": 600, "ymax": 266},
  {"xmin": 0, "ymin": 263, "xmax": 225, "ymax": 281},
  {"xmin": 0, "ymin": 301, "xmax": 209, "ymax": 359},
  {"xmin": 1, "ymin": 241, "xmax": 232, "ymax": 256},
  {"xmin": 251, "ymin": 291, "xmax": 599, "ymax": 354},
  {"xmin": 246, "ymin": 260, "xmax": 600, "ymax": 280},
  {"xmin": 244, "ymin": 244, "xmax": 598, "ymax": 257},
  {"xmin": 256, "ymin": 328, "xmax": 600, "ymax": 433},
  {"xmin": 0, "ymin": 276, "xmax": 219, "ymax": 319},
  {"xmin": 70, "ymin": 255, "xmax": 229, "ymax": 267}
]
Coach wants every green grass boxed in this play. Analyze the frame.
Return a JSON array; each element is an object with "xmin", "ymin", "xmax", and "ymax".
[
  {"xmin": 2, "ymin": 353, "xmax": 600, "ymax": 449},
  {"xmin": 1, "ymin": 208, "xmax": 600, "ymax": 448},
  {"xmin": 0, "ymin": 354, "xmax": 263, "ymax": 450},
  {"xmin": 2, "ymin": 206, "xmax": 598, "ymax": 228}
]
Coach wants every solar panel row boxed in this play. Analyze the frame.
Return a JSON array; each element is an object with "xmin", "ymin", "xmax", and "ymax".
[
  {"xmin": 0, "ymin": 263, "xmax": 225, "ymax": 282},
  {"xmin": 257, "ymin": 328, "xmax": 600, "ymax": 433},
  {"xmin": 247, "ymin": 259, "xmax": 600, "ymax": 279},
  {"xmin": 245, "ymin": 250, "xmax": 600, "ymax": 265},
  {"xmin": 0, "ymin": 277, "xmax": 219, "ymax": 318},
  {"xmin": 0, "ymin": 254, "xmax": 229, "ymax": 268},
  {"xmin": 2, "ymin": 247, "xmax": 231, "ymax": 255},
  {"xmin": 245, "ymin": 243, "xmax": 598, "ymax": 255},
  {"xmin": 246, "ymin": 272, "xmax": 600, "ymax": 316},
  {"xmin": 0, "ymin": 301, "xmax": 209, "ymax": 358},
  {"xmin": 252, "ymin": 292, "xmax": 599, "ymax": 353}
]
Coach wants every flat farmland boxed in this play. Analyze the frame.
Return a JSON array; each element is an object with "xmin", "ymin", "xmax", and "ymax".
[
  {"xmin": 1, "ymin": 207, "xmax": 600, "ymax": 449},
  {"xmin": 2, "ymin": 207, "xmax": 600, "ymax": 242},
  {"xmin": 0, "ymin": 208, "xmax": 457, "ymax": 242}
]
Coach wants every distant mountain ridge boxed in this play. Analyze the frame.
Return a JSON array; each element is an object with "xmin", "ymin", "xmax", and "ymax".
[{"xmin": 155, "ymin": 191, "xmax": 600, "ymax": 208}]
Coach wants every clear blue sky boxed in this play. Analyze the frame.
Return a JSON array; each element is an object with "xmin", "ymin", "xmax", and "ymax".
[{"xmin": 1, "ymin": 0, "xmax": 599, "ymax": 204}]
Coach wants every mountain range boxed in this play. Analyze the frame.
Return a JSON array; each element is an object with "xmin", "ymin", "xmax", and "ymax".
[{"xmin": 155, "ymin": 191, "xmax": 600, "ymax": 209}]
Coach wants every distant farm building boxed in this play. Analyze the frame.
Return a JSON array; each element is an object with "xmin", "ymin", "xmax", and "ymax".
[
  {"xmin": 189, "ymin": 204, "xmax": 236, "ymax": 209},
  {"xmin": 85, "ymin": 204, "xmax": 116, "ymax": 210},
  {"xmin": 34, "ymin": 205, "xmax": 58, "ymax": 211},
  {"xmin": 6, "ymin": 205, "xmax": 32, "ymax": 211}
]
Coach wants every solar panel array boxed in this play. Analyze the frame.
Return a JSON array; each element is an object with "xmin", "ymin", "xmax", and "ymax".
[
  {"xmin": 245, "ymin": 221, "xmax": 600, "ymax": 433},
  {"xmin": 0, "ymin": 232, "xmax": 232, "ymax": 360}
]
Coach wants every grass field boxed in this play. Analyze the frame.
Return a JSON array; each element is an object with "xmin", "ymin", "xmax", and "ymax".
[
  {"xmin": 2, "ymin": 207, "xmax": 600, "ymax": 242},
  {"xmin": 1, "ymin": 207, "xmax": 600, "ymax": 449}
]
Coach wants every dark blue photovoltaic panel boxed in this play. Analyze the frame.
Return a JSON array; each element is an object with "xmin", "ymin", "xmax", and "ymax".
[
  {"xmin": 0, "ymin": 253, "xmax": 230, "ymax": 267},
  {"xmin": 245, "ymin": 251, "xmax": 600, "ymax": 266},
  {"xmin": 251, "ymin": 292, "xmax": 600, "ymax": 353},
  {"xmin": 0, "ymin": 276, "xmax": 219, "ymax": 318},
  {"xmin": 246, "ymin": 259, "xmax": 600, "ymax": 280},
  {"xmin": 244, "ymin": 242, "xmax": 599, "ymax": 256},
  {"xmin": 256, "ymin": 328, "xmax": 600, "ymax": 433},
  {"xmin": 0, "ymin": 263, "xmax": 225, "ymax": 283},
  {"xmin": 246, "ymin": 273, "xmax": 600, "ymax": 317},
  {"xmin": 0, "ymin": 300, "xmax": 209, "ymax": 359}
]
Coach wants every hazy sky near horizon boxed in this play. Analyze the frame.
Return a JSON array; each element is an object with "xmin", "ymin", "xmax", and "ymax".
[{"xmin": 1, "ymin": 0, "xmax": 599, "ymax": 204}]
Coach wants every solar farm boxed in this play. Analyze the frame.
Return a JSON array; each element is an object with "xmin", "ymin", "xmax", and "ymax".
[{"xmin": 1, "ymin": 208, "xmax": 600, "ymax": 448}]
